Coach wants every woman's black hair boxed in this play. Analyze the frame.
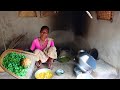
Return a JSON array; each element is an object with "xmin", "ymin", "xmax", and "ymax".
[{"xmin": 40, "ymin": 26, "xmax": 49, "ymax": 33}]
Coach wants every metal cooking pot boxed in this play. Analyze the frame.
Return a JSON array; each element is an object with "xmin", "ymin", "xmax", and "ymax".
[{"xmin": 77, "ymin": 54, "xmax": 96, "ymax": 73}]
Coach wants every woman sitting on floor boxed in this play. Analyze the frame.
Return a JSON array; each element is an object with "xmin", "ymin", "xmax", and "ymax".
[{"xmin": 30, "ymin": 26, "xmax": 57, "ymax": 69}]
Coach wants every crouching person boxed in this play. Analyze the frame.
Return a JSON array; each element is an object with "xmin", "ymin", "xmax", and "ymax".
[{"xmin": 30, "ymin": 26, "xmax": 57, "ymax": 69}]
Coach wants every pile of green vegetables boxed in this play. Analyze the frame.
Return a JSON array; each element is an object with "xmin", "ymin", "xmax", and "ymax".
[
  {"xmin": 58, "ymin": 56, "xmax": 72, "ymax": 63},
  {"xmin": 2, "ymin": 52, "xmax": 28, "ymax": 77}
]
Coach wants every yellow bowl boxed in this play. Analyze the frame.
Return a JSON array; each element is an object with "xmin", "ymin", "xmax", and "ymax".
[{"xmin": 35, "ymin": 68, "xmax": 53, "ymax": 79}]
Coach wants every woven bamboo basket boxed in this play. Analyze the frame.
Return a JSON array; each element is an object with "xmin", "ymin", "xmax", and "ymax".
[
  {"xmin": 0, "ymin": 66, "xmax": 4, "ymax": 72},
  {"xmin": 0, "ymin": 49, "xmax": 39, "ymax": 79},
  {"xmin": 96, "ymin": 11, "xmax": 113, "ymax": 22},
  {"xmin": 40, "ymin": 11, "xmax": 58, "ymax": 17},
  {"xmin": 18, "ymin": 11, "xmax": 37, "ymax": 17}
]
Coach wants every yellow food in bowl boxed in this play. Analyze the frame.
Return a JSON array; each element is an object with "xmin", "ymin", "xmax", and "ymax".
[{"xmin": 35, "ymin": 69, "xmax": 53, "ymax": 79}]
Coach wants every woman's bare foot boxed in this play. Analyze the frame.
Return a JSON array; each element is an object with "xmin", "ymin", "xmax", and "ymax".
[
  {"xmin": 48, "ymin": 61, "xmax": 53, "ymax": 69},
  {"xmin": 47, "ymin": 58, "xmax": 53, "ymax": 70},
  {"xmin": 35, "ymin": 60, "xmax": 41, "ymax": 68},
  {"xmin": 48, "ymin": 64, "xmax": 53, "ymax": 70}
]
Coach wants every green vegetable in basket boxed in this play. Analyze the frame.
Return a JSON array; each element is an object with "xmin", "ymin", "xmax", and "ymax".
[
  {"xmin": 2, "ymin": 52, "xmax": 28, "ymax": 77},
  {"xmin": 58, "ymin": 50, "xmax": 73, "ymax": 63},
  {"xmin": 58, "ymin": 56, "xmax": 71, "ymax": 63}
]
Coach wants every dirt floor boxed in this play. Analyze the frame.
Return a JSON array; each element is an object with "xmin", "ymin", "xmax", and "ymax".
[{"xmin": 0, "ymin": 59, "xmax": 118, "ymax": 79}]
